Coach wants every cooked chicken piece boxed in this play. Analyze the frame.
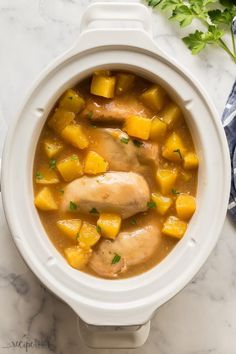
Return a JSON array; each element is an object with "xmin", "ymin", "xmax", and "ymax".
[
  {"xmin": 88, "ymin": 128, "xmax": 159, "ymax": 172},
  {"xmin": 61, "ymin": 172, "xmax": 150, "ymax": 219},
  {"xmin": 81, "ymin": 95, "xmax": 153, "ymax": 123},
  {"xmin": 89, "ymin": 225, "xmax": 160, "ymax": 278}
]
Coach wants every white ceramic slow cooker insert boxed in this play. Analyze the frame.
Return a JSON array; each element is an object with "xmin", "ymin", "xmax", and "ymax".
[{"xmin": 0, "ymin": 2, "xmax": 231, "ymax": 349}]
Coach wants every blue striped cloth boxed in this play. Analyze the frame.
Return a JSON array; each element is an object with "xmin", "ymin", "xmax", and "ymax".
[{"xmin": 222, "ymin": 19, "xmax": 236, "ymax": 220}]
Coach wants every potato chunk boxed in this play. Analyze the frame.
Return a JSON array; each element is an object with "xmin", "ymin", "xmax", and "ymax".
[
  {"xmin": 156, "ymin": 169, "xmax": 178, "ymax": 195},
  {"xmin": 34, "ymin": 187, "xmax": 58, "ymax": 211},
  {"xmin": 184, "ymin": 153, "xmax": 199, "ymax": 170},
  {"xmin": 123, "ymin": 115, "xmax": 151, "ymax": 140},
  {"xmin": 48, "ymin": 109, "xmax": 75, "ymax": 133},
  {"xmin": 115, "ymin": 73, "xmax": 135, "ymax": 95},
  {"xmin": 91, "ymin": 74, "xmax": 116, "ymax": 98},
  {"xmin": 84, "ymin": 151, "xmax": 109, "ymax": 175},
  {"xmin": 140, "ymin": 85, "xmax": 166, "ymax": 112},
  {"xmin": 57, "ymin": 155, "xmax": 83, "ymax": 182},
  {"xmin": 61, "ymin": 124, "xmax": 89, "ymax": 149},
  {"xmin": 78, "ymin": 222, "xmax": 101, "ymax": 247},
  {"xmin": 162, "ymin": 216, "xmax": 187, "ymax": 239},
  {"xmin": 57, "ymin": 219, "xmax": 82, "ymax": 241},
  {"xmin": 43, "ymin": 139, "xmax": 64, "ymax": 158},
  {"xmin": 64, "ymin": 246, "xmax": 92, "ymax": 269},
  {"xmin": 161, "ymin": 102, "xmax": 183, "ymax": 130},
  {"xmin": 151, "ymin": 193, "xmax": 173, "ymax": 216},
  {"xmin": 35, "ymin": 167, "xmax": 59, "ymax": 184},
  {"xmin": 176, "ymin": 194, "xmax": 196, "ymax": 220},
  {"xmin": 59, "ymin": 89, "xmax": 85, "ymax": 114},
  {"xmin": 97, "ymin": 213, "xmax": 121, "ymax": 240},
  {"xmin": 150, "ymin": 117, "xmax": 167, "ymax": 141},
  {"xmin": 162, "ymin": 132, "xmax": 186, "ymax": 162}
]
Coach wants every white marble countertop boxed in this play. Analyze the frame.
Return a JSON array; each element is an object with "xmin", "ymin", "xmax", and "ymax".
[{"xmin": 0, "ymin": 1, "xmax": 236, "ymax": 353}]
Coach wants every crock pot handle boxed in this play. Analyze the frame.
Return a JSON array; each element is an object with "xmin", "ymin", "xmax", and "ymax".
[
  {"xmin": 80, "ymin": 1, "xmax": 152, "ymax": 35},
  {"xmin": 78, "ymin": 318, "xmax": 150, "ymax": 349}
]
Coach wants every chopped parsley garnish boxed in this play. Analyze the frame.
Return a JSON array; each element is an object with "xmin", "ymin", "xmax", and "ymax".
[
  {"xmin": 120, "ymin": 137, "xmax": 129, "ymax": 144},
  {"xmin": 111, "ymin": 253, "xmax": 121, "ymax": 265},
  {"xmin": 71, "ymin": 154, "xmax": 78, "ymax": 161},
  {"xmin": 59, "ymin": 189, "xmax": 64, "ymax": 194},
  {"xmin": 96, "ymin": 225, "xmax": 102, "ymax": 234},
  {"xmin": 35, "ymin": 171, "xmax": 44, "ymax": 180},
  {"xmin": 68, "ymin": 96, "xmax": 73, "ymax": 100},
  {"xmin": 69, "ymin": 201, "xmax": 77, "ymax": 211},
  {"xmin": 130, "ymin": 217, "xmax": 137, "ymax": 225},
  {"xmin": 133, "ymin": 139, "xmax": 143, "ymax": 147},
  {"xmin": 171, "ymin": 189, "xmax": 180, "ymax": 195},
  {"xmin": 76, "ymin": 233, "xmax": 80, "ymax": 241},
  {"xmin": 49, "ymin": 159, "xmax": 57, "ymax": 169},
  {"xmin": 90, "ymin": 207, "xmax": 99, "ymax": 214},
  {"xmin": 147, "ymin": 201, "xmax": 156, "ymax": 209},
  {"xmin": 91, "ymin": 125, "xmax": 97, "ymax": 129},
  {"xmin": 87, "ymin": 111, "xmax": 93, "ymax": 119},
  {"xmin": 173, "ymin": 149, "xmax": 183, "ymax": 159}
]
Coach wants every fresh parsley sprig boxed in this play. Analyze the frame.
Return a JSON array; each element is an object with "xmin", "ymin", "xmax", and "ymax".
[{"xmin": 146, "ymin": 0, "xmax": 236, "ymax": 63}]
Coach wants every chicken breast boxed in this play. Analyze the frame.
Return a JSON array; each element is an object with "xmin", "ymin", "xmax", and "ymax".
[
  {"xmin": 61, "ymin": 172, "xmax": 150, "ymax": 219},
  {"xmin": 89, "ymin": 225, "xmax": 160, "ymax": 278},
  {"xmin": 81, "ymin": 95, "xmax": 153, "ymax": 123},
  {"xmin": 88, "ymin": 128, "xmax": 159, "ymax": 172}
]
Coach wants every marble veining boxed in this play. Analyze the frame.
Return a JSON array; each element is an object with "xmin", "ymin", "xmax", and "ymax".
[{"xmin": 0, "ymin": 0, "xmax": 236, "ymax": 353}]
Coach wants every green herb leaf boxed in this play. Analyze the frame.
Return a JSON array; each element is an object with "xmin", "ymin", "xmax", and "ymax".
[
  {"xmin": 209, "ymin": 8, "xmax": 235, "ymax": 26},
  {"xmin": 71, "ymin": 154, "xmax": 78, "ymax": 161},
  {"xmin": 87, "ymin": 111, "xmax": 93, "ymax": 119},
  {"xmin": 130, "ymin": 217, "xmax": 137, "ymax": 225},
  {"xmin": 96, "ymin": 225, "xmax": 102, "ymax": 234},
  {"xmin": 171, "ymin": 188, "xmax": 180, "ymax": 195},
  {"xmin": 133, "ymin": 139, "xmax": 143, "ymax": 147},
  {"xmin": 68, "ymin": 96, "xmax": 73, "ymax": 100},
  {"xmin": 120, "ymin": 137, "xmax": 129, "ymax": 144},
  {"xmin": 49, "ymin": 159, "xmax": 57, "ymax": 169},
  {"xmin": 147, "ymin": 201, "xmax": 157, "ymax": 209},
  {"xmin": 170, "ymin": 5, "xmax": 194, "ymax": 28},
  {"xmin": 91, "ymin": 125, "xmax": 97, "ymax": 129},
  {"xmin": 173, "ymin": 148, "xmax": 183, "ymax": 159},
  {"xmin": 59, "ymin": 188, "xmax": 64, "ymax": 194},
  {"xmin": 90, "ymin": 207, "xmax": 99, "ymax": 214},
  {"xmin": 76, "ymin": 233, "xmax": 80, "ymax": 241},
  {"xmin": 35, "ymin": 171, "xmax": 44, "ymax": 180},
  {"xmin": 69, "ymin": 201, "xmax": 77, "ymax": 211},
  {"xmin": 111, "ymin": 253, "xmax": 121, "ymax": 264},
  {"xmin": 183, "ymin": 26, "xmax": 224, "ymax": 55}
]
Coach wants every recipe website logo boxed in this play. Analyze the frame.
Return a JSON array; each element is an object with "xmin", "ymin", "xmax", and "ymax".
[{"xmin": 1, "ymin": 335, "xmax": 55, "ymax": 352}]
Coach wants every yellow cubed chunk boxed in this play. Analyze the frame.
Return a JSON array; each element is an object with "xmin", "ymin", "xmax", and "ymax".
[
  {"xmin": 43, "ymin": 139, "xmax": 64, "ymax": 158},
  {"xmin": 34, "ymin": 187, "xmax": 58, "ymax": 211},
  {"xmin": 84, "ymin": 151, "xmax": 109, "ymax": 175},
  {"xmin": 151, "ymin": 193, "xmax": 173, "ymax": 216},
  {"xmin": 156, "ymin": 169, "xmax": 178, "ymax": 195},
  {"xmin": 140, "ymin": 85, "xmax": 166, "ymax": 112},
  {"xmin": 35, "ymin": 167, "xmax": 59, "ymax": 184},
  {"xmin": 57, "ymin": 155, "xmax": 83, "ymax": 182},
  {"xmin": 94, "ymin": 70, "xmax": 111, "ymax": 76},
  {"xmin": 48, "ymin": 109, "xmax": 75, "ymax": 133},
  {"xmin": 123, "ymin": 115, "xmax": 151, "ymax": 140},
  {"xmin": 97, "ymin": 213, "xmax": 121, "ymax": 240},
  {"xmin": 59, "ymin": 89, "xmax": 85, "ymax": 114},
  {"xmin": 61, "ymin": 124, "xmax": 89, "ymax": 149},
  {"xmin": 176, "ymin": 194, "xmax": 196, "ymax": 220},
  {"xmin": 115, "ymin": 73, "xmax": 135, "ymax": 95},
  {"xmin": 64, "ymin": 246, "xmax": 92, "ymax": 269},
  {"xmin": 150, "ymin": 117, "xmax": 167, "ymax": 140},
  {"xmin": 162, "ymin": 132, "xmax": 187, "ymax": 162},
  {"xmin": 161, "ymin": 102, "xmax": 183, "ymax": 130},
  {"xmin": 184, "ymin": 153, "xmax": 199, "ymax": 170},
  {"xmin": 162, "ymin": 216, "xmax": 187, "ymax": 239},
  {"xmin": 57, "ymin": 219, "xmax": 82, "ymax": 241},
  {"xmin": 78, "ymin": 222, "xmax": 101, "ymax": 247},
  {"xmin": 91, "ymin": 74, "xmax": 116, "ymax": 98}
]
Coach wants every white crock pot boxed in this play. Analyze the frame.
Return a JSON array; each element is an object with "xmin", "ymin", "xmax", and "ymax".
[{"xmin": 0, "ymin": 1, "xmax": 231, "ymax": 349}]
